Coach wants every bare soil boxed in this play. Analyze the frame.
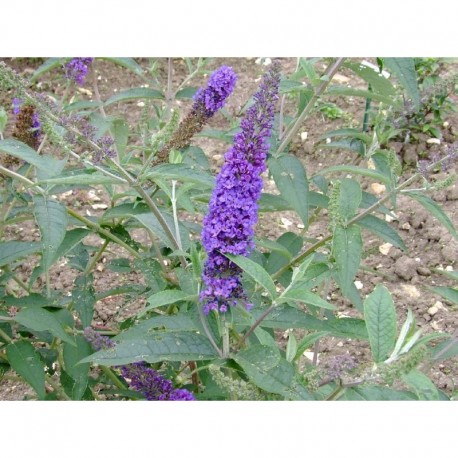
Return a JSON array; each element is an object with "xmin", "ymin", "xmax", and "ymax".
[{"xmin": 1, "ymin": 57, "xmax": 457, "ymax": 400}]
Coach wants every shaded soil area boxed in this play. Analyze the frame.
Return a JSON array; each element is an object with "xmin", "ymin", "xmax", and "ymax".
[{"xmin": 1, "ymin": 57, "xmax": 457, "ymax": 399}]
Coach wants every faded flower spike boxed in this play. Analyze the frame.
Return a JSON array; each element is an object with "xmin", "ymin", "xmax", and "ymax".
[
  {"xmin": 200, "ymin": 62, "xmax": 281, "ymax": 314},
  {"xmin": 65, "ymin": 58, "xmax": 94, "ymax": 86},
  {"xmin": 83, "ymin": 328, "xmax": 194, "ymax": 401},
  {"xmin": 155, "ymin": 65, "xmax": 237, "ymax": 163},
  {"xmin": 12, "ymin": 97, "xmax": 42, "ymax": 148}
]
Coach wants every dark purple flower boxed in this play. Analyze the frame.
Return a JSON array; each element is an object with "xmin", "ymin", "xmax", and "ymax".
[
  {"xmin": 200, "ymin": 62, "xmax": 281, "ymax": 314},
  {"xmin": 120, "ymin": 362, "xmax": 195, "ymax": 401},
  {"xmin": 326, "ymin": 354, "xmax": 358, "ymax": 379},
  {"xmin": 65, "ymin": 58, "xmax": 94, "ymax": 86},
  {"xmin": 193, "ymin": 66, "xmax": 237, "ymax": 116},
  {"xmin": 83, "ymin": 329, "xmax": 195, "ymax": 401}
]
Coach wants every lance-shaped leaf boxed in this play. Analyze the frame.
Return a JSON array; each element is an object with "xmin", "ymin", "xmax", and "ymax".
[
  {"xmin": 0, "ymin": 241, "xmax": 41, "ymax": 266},
  {"xmin": 0, "ymin": 139, "xmax": 66, "ymax": 177},
  {"xmin": 79, "ymin": 331, "xmax": 218, "ymax": 366},
  {"xmin": 105, "ymin": 87, "xmax": 164, "ymax": 106},
  {"xmin": 364, "ymin": 284, "xmax": 397, "ymax": 363},
  {"xmin": 332, "ymin": 225, "xmax": 362, "ymax": 303},
  {"xmin": 384, "ymin": 58, "xmax": 420, "ymax": 109},
  {"xmin": 6, "ymin": 341, "xmax": 46, "ymax": 399},
  {"xmin": 14, "ymin": 308, "xmax": 76, "ymax": 346},
  {"xmin": 268, "ymin": 155, "xmax": 309, "ymax": 226},
  {"xmin": 63, "ymin": 336, "xmax": 93, "ymax": 400},
  {"xmin": 141, "ymin": 290, "xmax": 197, "ymax": 316},
  {"xmin": 233, "ymin": 346, "xmax": 313, "ymax": 400},
  {"xmin": 225, "ymin": 254, "xmax": 277, "ymax": 299},
  {"xmin": 33, "ymin": 196, "xmax": 68, "ymax": 272}
]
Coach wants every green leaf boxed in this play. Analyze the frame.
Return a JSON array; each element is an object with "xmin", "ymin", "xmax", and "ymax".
[
  {"xmin": 225, "ymin": 254, "xmax": 277, "ymax": 299},
  {"xmin": 0, "ymin": 241, "xmax": 41, "ymax": 266},
  {"xmin": 278, "ymin": 288, "xmax": 336, "ymax": 310},
  {"xmin": 332, "ymin": 225, "xmax": 363, "ymax": 303},
  {"xmin": 357, "ymin": 214, "xmax": 406, "ymax": 250},
  {"xmin": 33, "ymin": 196, "xmax": 68, "ymax": 271},
  {"xmin": 265, "ymin": 232, "xmax": 303, "ymax": 275},
  {"xmin": 6, "ymin": 341, "xmax": 46, "ymax": 399},
  {"xmin": 286, "ymin": 333, "xmax": 297, "ymax": 363},
  {"xmin": 320, "ymin": 164, "xmax": 390, "ymax": 185},
  {"xmin": 364, "ymin": 284, "xmax": 397, "ymax": 363},
  {"xmin": 100, "ymin": 57, "xmax": 146, "ymax": 78},
  {"xmin": 2, "ymin": 293, "xmax": 52, "ymax": 308},
  {"xmin": 249, "ymin": 305, "xmax": 368, "ymax": 340},
  {"xmin": 79, "ymin": 331, "xmax": 218, "ymax": 366},
  {"xmin": 14, "ymin": 308, "xmax": 76, "ymax": 346},
  {"xmin": 146, "ymin": 163, "xmax": 214, "ymax": 188},
  {"xmin": 402, "ymin": 370, "xmax": 439, "ymax": 400},
  {"xmin": 0, "ymin": 139, "xmax": 66, "ymax": 177},
  {"xmin": 102, "ymin": 203, "xmax": 190, "ymax": 250},
  {"xmin": 338, "ymin": 178, "xmax": 362, "ymax": 220},
  {"xmin": 234, "ymin": 348, "xmax": 313, "ymax": 400},
  {"xmin": 116, "ymin": 314, "xmax": 198, "ymax": 341},
  {"xmin": 63, "ymin": 100, "xmax": 103, "ymax": 112},
  {"xmin": 176, "ymin": 87, "xmax": 198, "ymax": 99},
  {"xmin": 319, "ymin": 128, "xmax": 372, "ymax": 144},
  {"xmin": 327, "ymin": 86, "xmax": 397, "ymax": 106},
  {"xmin": 345, "ymin": 61, "xmax": 397, "ymax": 98},
  {"xmin": 294, "ymin": 332, "xmax": 330, "ymax": 361},
  {"xmin": 255, "ymin": 237, "xmax": 292, "ymax": 259},
  {"xmin": 142, "ymin": 290, "xmax": 197, "ymax": 315},
  {"xmin": 268, "ymin": 155, "xmax": 309, "ymax": 226},
  {"xmin": 30, "ymin": 58, "xmax": 65, "ymax": 81},
  {"xmin": 38, "ymin": 173, "xmax": 125, "ymax": 186},
  {"xmin": 110, "ymin": 117, "xmax": 129, "ymax": 157},
  {"xmin": 105, "ymin": 87, "xmax": 164, "ymax": 106},
  {"xmin": 341, "ymin": 385, "xmax": 416, "ymax": 400},
  {"xmin": 384, "ymin": 58, "xmax": 420, "ymax": 108},
  {"xmin": 63, "ymin": 336, "xmax": 93, "ymax": 400},
  {"xmin": 72, "ymin": 275, "xmax": 95, "ymax": 329},
  {"xmin": 428, "ymin": 286, "xmax": 458, "ymax": 305},
  {"xmin": 407, "ymin": 192, "xmax": 458, "ymax": 240}
]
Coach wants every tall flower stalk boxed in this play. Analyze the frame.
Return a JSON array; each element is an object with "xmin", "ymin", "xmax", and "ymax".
[{"xmin": 200, "ymin": 62, "xmax": 281, "ymax": 314}]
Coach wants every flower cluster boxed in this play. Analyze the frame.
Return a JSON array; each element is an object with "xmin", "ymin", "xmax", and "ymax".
[
  {"xmin": 192, "ymin": 66, "xmax": 237, "ymax": 116},
  {"xmin": 155, "ymin": 66, "xmax": 237, "ymax": 163},
  {"xmin": 65, "ymin": 58, "xmax": 94, "ymax": 86},
  {"xmin": 11, "ymin": 97, "xmax": 42, "ymax": 148},
  {"xmin": 326, "ymin": 354, "xmax": 358, "ymax": 379},
  {"xmin": 418, "ymin": 142, "xmax": 458, "ymax": 178},
  {"xmin": 200, "ymin": 62, "xmax": 281, "ymax": 314},
  {"xmin": 83, "ymin": 328, "xmax": 194, "ymax": 401}
]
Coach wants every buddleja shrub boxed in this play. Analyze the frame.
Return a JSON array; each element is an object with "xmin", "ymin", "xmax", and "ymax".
[{"xmin": 0, "ymin": 57, "xmax": 457, "ymax": 400}]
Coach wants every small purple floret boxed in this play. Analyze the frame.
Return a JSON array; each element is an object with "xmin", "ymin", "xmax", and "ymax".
[
  {"xmin": 65, "ymin": 58, "xmax": 94, "ymax": 86},
  {"xmin": 200, "ymin": 62, "xmax": 281, "ymax": 314}
]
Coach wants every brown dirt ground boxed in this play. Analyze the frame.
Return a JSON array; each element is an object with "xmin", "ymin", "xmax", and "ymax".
[{"xmin": 0, "ymin": 57, "xmax": 457, "ymax": 400}]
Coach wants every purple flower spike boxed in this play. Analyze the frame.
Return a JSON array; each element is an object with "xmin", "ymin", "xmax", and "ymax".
[
  {"xmin": 193, "ymin": 66, "xmax": 237, "ymax": 116},
  {"xmin": 200, "ymin": 62, "xmax": 281, "ymax": 314},
  {"xmin": 65, "ymin": 58, "xmax": 94, "ymax": 86}
]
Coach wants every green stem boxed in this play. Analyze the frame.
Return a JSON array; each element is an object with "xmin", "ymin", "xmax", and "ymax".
[
  {"xmin": 66, "ymin": 208, "xmax": 140, "ymax": 259},
  {"xmin": 362, "ymin": 84, "xmax": 372, "ymax": 132},
  {"xmin": 101, "ymin": 365, "xmax": 127, "ymax": 390},
  {"xmin": 276, "ymin": 58, "xmax": 346, "ymax": 155},
  {"xmin": 84, "ymin": 239, "xmax": 109, "ymax": 275}
]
